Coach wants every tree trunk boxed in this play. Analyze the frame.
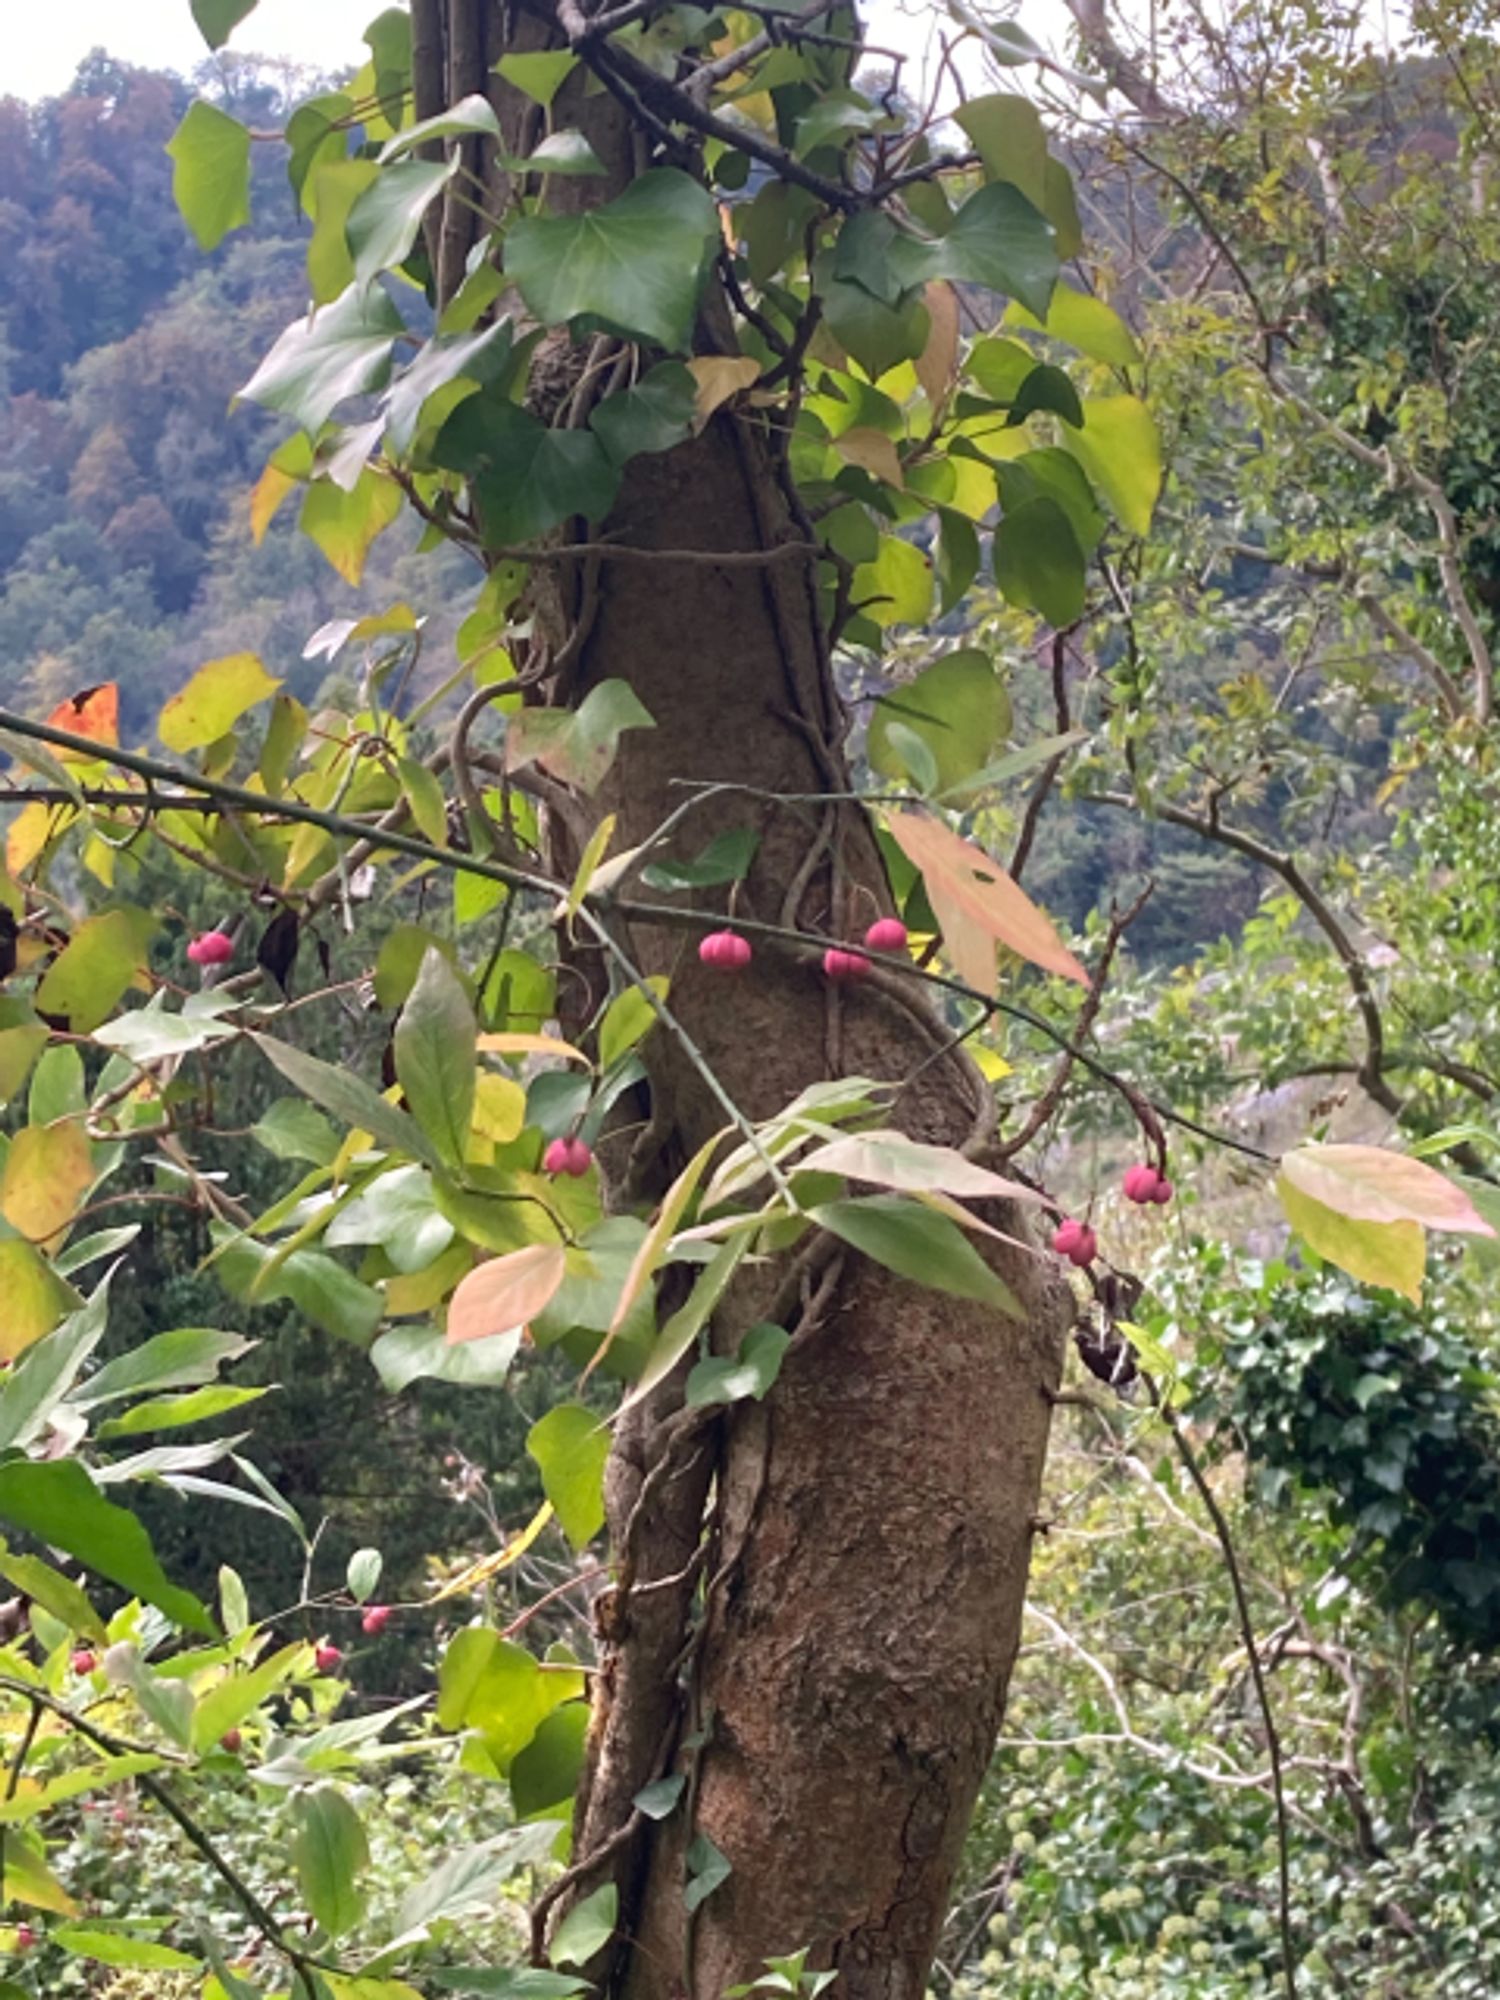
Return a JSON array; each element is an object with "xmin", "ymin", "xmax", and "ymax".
[{"xmin": 445, "ymin": 7, "xmax": 1074, "ymax": 1990}]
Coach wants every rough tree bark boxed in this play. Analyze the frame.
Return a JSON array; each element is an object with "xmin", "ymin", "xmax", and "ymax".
[{"xmin": 420, "ymin": 5, "xmax": 1074, "ymax": 1992}]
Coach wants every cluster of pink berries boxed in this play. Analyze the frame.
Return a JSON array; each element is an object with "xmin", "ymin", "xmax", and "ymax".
[
  {"xmin": 1122, "ymin": 1162, "xmax": 1174, "ymax": 1206},
  {"xmin": 187, "ymin": 929, "xmax": 234, "ymax": 967},
  {"xmin": 361, "ymin": 1603, "xmax": 392, "ymax": 1635},
  {"xmin": 699, "ymin": 916, "xmax": 909, "ymax": 978},
  {"xmin": 542, "ymin": 1136, "xmax": 593, "ymax": 1178},
  {"xmin": 1050, "ymin": 1163, "xmax": 1175, "ymax": 1269}
]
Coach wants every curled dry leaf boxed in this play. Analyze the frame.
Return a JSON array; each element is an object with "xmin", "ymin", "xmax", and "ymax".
[{"xmin": 446, "ymin": 1243, "xmax": 567, "ymax": 1346}]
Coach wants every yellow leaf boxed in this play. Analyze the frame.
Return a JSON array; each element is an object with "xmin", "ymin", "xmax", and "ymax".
[
  {"xmin": 250, "ymin": 459, "xmax": 300, "ymax": 546},
  {"xmin": 565, "ymin": 813, "xmax": 616, "ymax": 923},
  {"xmin": 686, "ymin": 355, "xmax": 762, "ymax": 430},
  {"xmin": 1, "ymin": 1123, "xmax": 94, "ymax": 1248},
  {"xmin": 887, "ymin": 810, "xmax": 1088, "ymax": 989},
  {"xmin": 3, "ymin": 1831, "xmax": 80, "ymax": 1914},
  {"xmin": 471, "ymin": 1072, "xmax": 526, "ymax": 1146},
  {"xmin": 427, "ymin": 1499, "xmax": 553, "ymax": 1603},
  {"xmin": 447, "ymin": 1243, "xmax": 568, "ymax": 1346},
  {"xmin": 1277, "ymin": 1173, "xmax": 1426, "ymax": 1304},
  {"xmin": 7, "ymin": 800, "xmax": 66, "ymax": 877},
  {"xmin": 159, "ymin": 654, "xmax": 282, "ymax": 754},
  {"xmin": 1061, "ymin": 395, "xmax": 1161, "ymax": 537},
  {"xmin": 300, "ymin": 468, "xmax": 403, "ymax": 585},
  {"xmin": 35, "ymin": 909, "xmax": 157, "ymax": 1035},
  {"xmin": 0, "ymin": 1239, "xmax": 80, "ymax": 1361}
]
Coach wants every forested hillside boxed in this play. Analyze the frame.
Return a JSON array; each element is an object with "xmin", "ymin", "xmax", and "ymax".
[{"xmin": 0, "ymin": 7, "xmax": 1497, "ymax": 2000}]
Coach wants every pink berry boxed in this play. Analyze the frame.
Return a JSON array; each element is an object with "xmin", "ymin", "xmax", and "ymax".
[
  {"xmin": 220, "ymin": 1728, "xmax": 243, "ymax": 1753},
  {"xmin": 864, "ymin": 917, "xmax": 908, "ymax": 953},
  {"xmin": 16, "ymin": 1923, "xmax": 35, "ymax": 1948},
  {"xmin": 1149, "ymin": 1176, "xmax": 1174, "ymax": 1207},
  {"xmin": 1122, "ymin": 1163, "xmax": 1162, "ymax": 1204},
  {"xmin": 564, "ymin": 1136, "xmax": 592, "ymax": 1177},
  {"xmin": 188, "ymin": 929, "xmax": 234, "ymax": 967},
  {"xmin": 822, "ymin": 946, "xmax": 872, "ymax": 983},
  {"xmin": 314, "ymin": 1642, "xmax": 343, "ymax": 1674},
  {"xmin": 70, "ymin": 1648, "xmax": 97, "ymax": 1676},
  {"xmin": 542, "ymin": 1137, "xmax": 572, "ymax": 1176},
  {"xmin": 1051, "ymin": 1218, "xmax": 1097, "ymax": 1268},
  {"xmin": 699, "ymin": 929, "xmax": 751, "ymax": 971},
  {"xmin": 361, "ymin": 1604, "xmax": 392, "ymax": 1635}
]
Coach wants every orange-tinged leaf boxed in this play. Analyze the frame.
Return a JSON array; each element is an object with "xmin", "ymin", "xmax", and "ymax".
[
  {"xmin": 446, "ymin": 1243, "xmax": 567, "ymax": 1346},
  {"xmin": 916, "ymin": 282, "xmax": 960, "ymax": 410},
  {"xmin": 798, "ymin": 1130, "xmax": 1042, "ymax": 1203},
  {"xmin": 1280, "ymin": 1143, "xmax": 1496, "ymax": 1236},
  {"xmin": 45, "ymin": 683, "xmax": 119, "ymax": 756},
  {"xmin": 1277, "ymin": 1173, "xmax": 1426, "ymax": 1304},
  {"xmin": 0, "ymin": 1122, "xmax": 94, "ymax": 1248},
  {"xmin": 887, "ymin": 810, "xmax": 1088, "ymax": 988}
]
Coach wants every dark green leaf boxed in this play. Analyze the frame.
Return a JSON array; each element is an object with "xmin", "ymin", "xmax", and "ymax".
[
  {"xmin": 634, "ymin": 1773, "xmax": 686, "ymax": 1819},
  {"xmin": 551, "ymin": 1883, "xmax": 617, "ymax": 1967},
  {"xmin": 683, "ymin": 1833, "xmax": 732, "ymax": 1913},
  {"xmin": 293, "ymin": 1783, "xmax": 368, "ymax": 1938},
  {"xmin": 900, "ymin": 182, "xmax": 1058, "ymax": 322},
  {"xmin": 505, "ymin": 169, "xmax": 718, "ymax": 350},
  {"xmin": 590, "ymin": 363, "xmax": 698, "ymax": 467},
  {"xmin": 639, "ymin": 827, "xmax": 759, "ymax": 891},
  {"xmin": 0, "ymin": 1460, "xmax": 211, "ymax": 1631},
  {"xmin": 395, "ymin": 950, "xmax": 478, "ymax": 1172},
  {"xmin": 810, "ymin": 1197, "xmax": 1021, "ymax": 1315},
  {"xmin": 434, "ymin": 395, "xmax": 620, "ymax": 546},
  {"xmin": 191, "ymin": 0, "xmax": 258, "ymax": 50},
  {"xmin": 252, "ymin": 1032, "xmax": 441, "ymax": 1169},
  {"xmin": 993, "ymin": 496, "xmax": 1086, "ymax": 626},
  {"xmin": 347, "ymin": 159, "xmax": 455, "ymax": 283},
  {"xmin": 510, "ymin": 1702, "xmax": 589, "ymax": 1819}
]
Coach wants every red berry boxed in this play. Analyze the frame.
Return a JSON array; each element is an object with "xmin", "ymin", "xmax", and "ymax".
[
  {"xmin": 314, "ymin": 1642, "xmax": 343, "ymax": 1674},
  {"xmin": 361, "ymin": 1604, "xmax": 392, "ymax": 1635},
  {"xmin": 563, "ymin": 1137, "xmax": 592, "ymax": 1177},
  {"xmin": 1122, "ymin": 1163, "xmax": 1162, "ymax": 1204},
  {"xmin": 15, "ymin": 1923, "xmax": 35, "ymax": 1948},
  {"xmin": 70, "ymin": 1648, "xmax": 97, "ymax": 1676},
  {"xmin": 542, "ymin": 1137, "xmax": 572, "ymax": 1176},
  {"xmin": 699, "ymin": 929, "xmax": 751, "ymax": 971},
  {"xmin": 822, "ymin": 946, "xmax": 871, "ymax": 983},
  {"xmin": 220, "ymin": 1729, "xmax": 243, "ymax": 1753},
  {"xmin": 188, "ymin": 930, "xmax": 234, "ymax": 967},
  {"xmin": 1149, "ymin": 1176, "xmax": 1174, "ymax": 1207},
  {"xmin": 864, "ymin": 917, "xmax": 909, "ymax": 953}
]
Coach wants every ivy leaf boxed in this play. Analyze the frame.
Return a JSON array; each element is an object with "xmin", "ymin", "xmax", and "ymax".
[
  {"xmin": 191, "ymin": 0, "xmax": 259, "ymax": 51},
  {"xmin": 347, "ymin": 159, "xmax": 455, "ymax": 282},
  {"xmin": 378, "ymin": 93, "xmax": 501, "ymax": 161},
  {"xmin": 813, "ymin": 1198, "xmax": 1021, "ymax": 1316},
  {"xmin": 383, "ymin": 322, "xmax": 513, "ymax": 454},
  {"xmin": 168, "ymin": 102, "xmax": 251, "ymax": 250},
  {"xmin": 293, "ymin": 1784, "xmax": 369, "ymax": 1939},
  {"xmin": 1061, "ymin": 395, "xmax": 1162, "ymax": 537},
  {"xmin": 817, "ymin": 261, "xmax": 930, "ymax": 379},
  {"xmin": 505, "ymin": 680, "xmax": 655, "ymax": 793},
  {"xmin": 1006, "ymin": 282, "xmax": 1141, "ymax": 366},
  {"xmin": 869, "ymin": 650, "xmax": 1011, "ymax": 797},
  {"xmin": 434, "ymin": 396, "xmax": 620, "ymax": 545},
  {"xmin": 526, "ymin": 1405, "xmax": 609, "ymax": 1549},
  {"xmin": 685, "ymin": 1323, "xmax": 790, "ymax": 1408},
  {"xmin": 550, "ymin": 1883, "xmax": 617, "ymax": 1967},
  {"xmin": 954, "ymin": 92, "xmax": 1048, "ymax": 208},
  {"xmin": 900, "ymin": 181, "xmax": 1059, "ymax": 321},
  {"xmin": 300, "ymin": 467, "xmax": 404, "ymax": 584},
  {"xmin": 239, "ymin": 282, "xmax": 405, "ymax": 435},
  {"xmin": 505, "ymin": 170, "xmax": 718, "ymax": 350},
  {"xmin": 395, "ymin": 949, "xmax": 478, "ymax": 1173},
  {"xmin": 496, "ymin": 49, "xmax": 580, "ymax": 106},
  {"xmin": 993, "ymin": 496, "xmax": 1086, "ymax": 626},
  {"xmin": 590, "ymin": 364, "xmax": 698, "ymax": 467},
  {"xmin": 683, "ymin": 1835, "xmax": 733, "ymax": 1913}
]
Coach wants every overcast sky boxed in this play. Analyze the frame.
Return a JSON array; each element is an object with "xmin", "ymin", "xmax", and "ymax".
[{"xmin": 6, "ymin": 0, "xmax": 1028, "ymax": 102}]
